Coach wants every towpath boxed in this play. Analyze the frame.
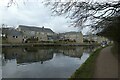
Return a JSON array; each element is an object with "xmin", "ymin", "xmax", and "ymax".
[{"xmin": 94, "ymin": 46, "xmax": 118, "ymax": 78}]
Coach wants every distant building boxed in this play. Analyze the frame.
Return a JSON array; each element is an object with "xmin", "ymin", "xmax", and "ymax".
[
  {"xmin": 97, "ymin": 36, "xmax": 109, "ymax": 43},
  {"xmin": 83, "ymin": 34, "xmax": 109, "ymax": 44},
  {"xmin": 47, "ymin": 34, "xmax": 60, "ymax": 41},
  {"xmin": 2, "ymin": 25, "xmax": 84, "ymax": 44},
  {"xmin": 59, "ymin": 32, "xmax": 83, "ymax": 43},
  {"xmin": 17, "ymin": 25, "xmax": 55, "ymax": 42}
]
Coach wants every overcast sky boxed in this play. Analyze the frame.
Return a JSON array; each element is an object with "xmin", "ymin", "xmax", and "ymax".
[
  {"xmin": 0, "ymin": 0, "xmax": 118, "ymax": 34},
  {"xmin": 0, "ymin": 0, "xmax": 81, "ymax": 34}
]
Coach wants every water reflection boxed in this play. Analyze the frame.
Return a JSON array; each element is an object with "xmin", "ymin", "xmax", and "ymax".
[
  {"xmin": 59, "ymin": 47, "xmax": 83, "ymax": 58},
  {"xmin": 2, "ymin": 46, "xmax": 96, "ymax": 78},
  {"xmin": 2, "ymin": 47, "xmax": 54, "ymax": 65},
  {"xmin": 2, "ymin": 46, "xmax": 94, "ymax": 64}
]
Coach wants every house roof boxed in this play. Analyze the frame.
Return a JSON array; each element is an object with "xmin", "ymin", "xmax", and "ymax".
[
  {"xmin": 83, "ymin": 34, "xmax": 98, "ymax": 37},
  {"xmin": 2, "ymin": 28, "xmax": 22, "ymax": 36},
  {"xmin": 60, "ymin": 31, "xmax": 82, "ymax": 35},
  {"xmin": 65, "ymin": 31, "xmax": 82, "ymax": 34},
  {"xmin": 18, "ymin": 25, "xmax": 54, "ymax": 33},
  {"xmin": 9, "ymin": 30, "xmax": 22, "ymax": 36}
]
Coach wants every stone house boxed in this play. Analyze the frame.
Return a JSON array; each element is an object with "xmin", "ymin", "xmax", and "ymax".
[
  {"xmin": 83, "ymin": 34, "xmax": 109, "ymax": 43},
  {"xmin": 2, "ymin": 28, "xmax": 23, "ymax": 43},
  {"xmin": 60, "ymin": 32, "xmax": 83, "ymax": 43},
  {"xmin": 97, "ymin": 36, "xmax": 109, "ymax": 43},
  {"xmin": 47, "ymin": 34, "xmax": 60, "ymax": 41},
  {"xmin": 17, "ymin": 25, "xmax": 55, "ymax": 42}
]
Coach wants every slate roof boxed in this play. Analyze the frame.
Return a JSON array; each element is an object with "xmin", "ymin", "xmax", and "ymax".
[
  {"xmin": 18, "ymin": 25, "xmax": 54, "ymax": 33},
  {"xmin": 65, "ymin": 31, "xmax": 81, "ymax": 34},
  {"xmin": 83, "ymin": 34, "xmax": 97, "ymax": 37},
  {"xmin": 2, "ymin": 28, "xmax": 22, "ymax": 36},
  {"xmin": 60, "ymin": 31, "xmax": 82, "ymax": 35}
]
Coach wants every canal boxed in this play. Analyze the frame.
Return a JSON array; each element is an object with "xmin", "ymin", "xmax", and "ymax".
[{"xmin": 1, "ymin": 46, "xmax": 95, "ymax": 78}]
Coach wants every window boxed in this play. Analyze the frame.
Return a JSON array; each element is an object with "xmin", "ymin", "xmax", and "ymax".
[
  {"xmin": 2, "ymin": 34, "xmax": 6, "ymax": 37},
  {"xmin": 13, "ymin": 36, "xmax": 18, "ymax": 38}
]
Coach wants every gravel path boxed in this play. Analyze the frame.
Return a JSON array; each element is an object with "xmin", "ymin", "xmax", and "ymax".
[{"xmin": 94, "ymin": 46, "xmax": 118, "ymax": 78}]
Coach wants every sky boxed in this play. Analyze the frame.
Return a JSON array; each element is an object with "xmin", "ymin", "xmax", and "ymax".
[
  {"xmin": 0, "ymin": 0, "xmax": 81, "ymax": 33},
  {"xmin": 0, "ymin": 0, "xmax": 118, "ymax": 34}
]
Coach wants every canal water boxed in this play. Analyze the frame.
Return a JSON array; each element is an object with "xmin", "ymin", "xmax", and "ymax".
[{"xmin": 1, "ymin": 46, "xmax": 95, "ymax": 78}]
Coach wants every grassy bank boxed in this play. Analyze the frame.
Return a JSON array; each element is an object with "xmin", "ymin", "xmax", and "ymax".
[
  {"xmin": 69, "ymin": 47, "xmax": 103, "ymax": 79},
  {"xmin": 111, "ymin": 42, "xmax": 118, "ymax": 59}
]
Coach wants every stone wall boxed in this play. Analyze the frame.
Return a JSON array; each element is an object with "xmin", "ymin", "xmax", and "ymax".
[{"xmin": 7, "ymin": 35, "xmax": 23, "ymax": 43}]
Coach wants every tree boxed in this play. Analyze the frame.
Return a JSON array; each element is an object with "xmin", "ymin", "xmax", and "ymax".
[
  {"xmin": 44, "ymin": 0, "xmax": 120, "ymax": 42},
  {"xmin": 97, "ymin": 16, "xmax": 120, "ymax": 42}
]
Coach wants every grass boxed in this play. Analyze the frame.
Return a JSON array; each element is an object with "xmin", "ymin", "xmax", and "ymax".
[
  {"xmin": 69, "ymin": 47, "xmax": 103, "ymax": 79},
  {"xmin": 111, "ymin": 43, "xmax": 118, "ymax": 59}
]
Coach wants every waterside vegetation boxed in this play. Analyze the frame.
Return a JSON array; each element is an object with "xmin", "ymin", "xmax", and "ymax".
[{"xmin": 69, "ymin": 47, "xmax": 103, "ymax": 79}]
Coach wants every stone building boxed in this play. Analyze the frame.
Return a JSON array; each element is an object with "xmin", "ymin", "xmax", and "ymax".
[
  {"xmin": 2, "ymin": 28, "xmax": 23, "ymax": 43},
  {"xmin": 83, "ymin": 34, "xmax": 109, "ymax": 43},
  {"xmin": 60, "ymin": 32, "xmax": 83, "ymax": 43},
  {"xmin": 17, "ymin": 25, "xmax": 55, "ymax": 42}
]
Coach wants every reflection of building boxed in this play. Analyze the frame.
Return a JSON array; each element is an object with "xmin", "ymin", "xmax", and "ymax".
[
  {"xmin": 59, "ymin": 47, "xmax": 83, "ymax": 58},
  {"xmin": 83, "ymin": 46, "xmax": 95, "ymax": 53},
  {"xmin": 2, "ymin": 46, "xmax": 95, "ymax": 65},
  {"xmin": 2, "ymin": 47, "xmax": 54, "ymax": 64}
]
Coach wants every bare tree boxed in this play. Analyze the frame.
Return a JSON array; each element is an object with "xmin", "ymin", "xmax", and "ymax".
[
  {"xmin": 44, "ymin": 0, "xmax": 120, "ymax": 31},
  {"xmin": 97, "ymin": 16, "xmax": 120, "ymax": 41},
  {"xmin": 4, "ymin": 0, "xmax": 120, "ymax": 29}
]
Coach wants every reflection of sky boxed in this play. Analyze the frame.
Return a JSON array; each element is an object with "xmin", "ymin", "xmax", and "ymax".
[
  {"xmin": 80, "ymin": 53, "xmax": 89, "ymax": 63},
  {"xmin": 2, "ymin": 46, "xmax": 94, "ymax": 78},
  {"xmin": 2, "ymin": 51, "xmax": 89, "ymax": 78}
]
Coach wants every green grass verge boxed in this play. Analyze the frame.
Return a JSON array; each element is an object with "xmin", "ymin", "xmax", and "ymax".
[
  {"xmin": 69, "ymin": 47, "xmax": 103, "ymax": 79},
  {"xmin": 111, "ymin": 43, "xmax": 118, "ymax": 59}
]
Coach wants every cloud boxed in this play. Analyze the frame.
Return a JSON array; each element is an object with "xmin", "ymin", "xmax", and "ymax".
[{"xmin": 0, "ymin": 0, "xmax": 80, "ymax": 33}]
